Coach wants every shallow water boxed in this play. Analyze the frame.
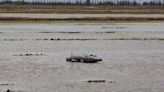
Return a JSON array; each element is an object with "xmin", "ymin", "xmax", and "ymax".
[
  {"xmin": 0, "ymin": 22, "xmax": 164, "ymax": 92},
  {"xmin": 1, "ymin": 13, "xmax": 164, "ymax": 18}
]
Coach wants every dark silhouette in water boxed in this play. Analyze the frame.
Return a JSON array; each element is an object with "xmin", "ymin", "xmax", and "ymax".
[
  {"xmin": 66, "ymin": 54, "xmax": 102, "ymax": 63},
  {"xmin": 6, "ymin": 89, "xmax": 11, "ymax": 92}
]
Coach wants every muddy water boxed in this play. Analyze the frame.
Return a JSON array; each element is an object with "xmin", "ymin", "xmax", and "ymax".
[{"xmin": 0, "ymin": 22, "xmax": 164, "ymax": 92}]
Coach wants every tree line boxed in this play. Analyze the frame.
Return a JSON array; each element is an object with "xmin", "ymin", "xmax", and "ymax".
[{"xmin": 1, "ymin": 0, "xmax": 164, "ymax": 5}]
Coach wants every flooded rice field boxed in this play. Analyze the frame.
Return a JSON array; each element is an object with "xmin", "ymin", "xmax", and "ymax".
[{"xmin": 0, "ymin": 22, "xmax": 164, "ymax": 92}]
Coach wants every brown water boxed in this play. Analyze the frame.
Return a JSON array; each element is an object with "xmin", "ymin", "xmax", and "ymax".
[{"xmin": 0, "ymin": 22, "xmax": 164, "ymax": 92}]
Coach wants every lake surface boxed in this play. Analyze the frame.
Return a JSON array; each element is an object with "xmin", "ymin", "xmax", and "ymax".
[{"xmin": 0, "ymin": 21, "xmax": 164, "ymax": 92}]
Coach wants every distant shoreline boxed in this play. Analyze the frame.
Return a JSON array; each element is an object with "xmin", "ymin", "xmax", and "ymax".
[
  {"xmin": 1, "ymin": 5, "xmax": 164, "ymax": 21},
  {"xmin": 0, "ymin": 5, "xmax": 164, "ymax": 14},
  {"xmin": 0, "ymin": 17, "xmax": 164, "ymax": 21},
  {"xmin": 0, "ymin": 14, "xmax": 164, "ymax": 21}
]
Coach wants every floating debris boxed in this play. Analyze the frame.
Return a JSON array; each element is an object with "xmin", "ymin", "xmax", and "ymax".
[
  {"xmin": 35, "ymin": 38, "xmax": 164, "ymax": 41},
  {"xmin": 109, "ymin": 81, "xmax": 116, "ymax": 84},
  {"xmin": 13, "ymin": 53, "xmax": 47, "ymax": 56},
  {"xmin": 95, "ymin": 31, "xmax": 116, "ymax": 34},
  {"xmin": 86, "ymin": 80, "xmax": 116, "ymax": 84},
  {"xmin": 87, "ymin": 80, "xmax": 106, "ymax": 83},
  {"xmin": 6, "ymin": 89, "xmax": 25, "ymax": 92},
  {"xmin": 56, "ymin": 32, "xmax": 81, "ymax": 34},
  {"xmin": 1, "ymin": 38, "xmax": 164, "ymax": 42},
  {"xmin": 0, "ymin": 83, "xmax": 14, "ymax": 86},
  {"xmin": 105, "ymin": 31, "xmax": 116, "ymax": 33},
  {"xmin": 43, "ymin": 38, "xmax": 49, "ymax": 40},
  {"xmin": 39, "ymin": 32, "xmax": 54, "ymax": 33},
  {"xmin": 38, "ymin": 31, "xmax": 81, "ymax": 34},
  {"xmin": 0, "ymin": 39, "xmax": 27, "ymax": 41}
]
